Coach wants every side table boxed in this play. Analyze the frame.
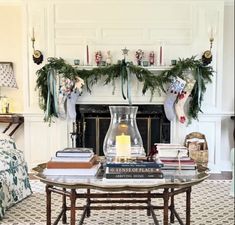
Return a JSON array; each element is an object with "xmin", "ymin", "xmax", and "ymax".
[{"xmin": 0, "ymin": 113, "xmax": 24, "ymax": 136}]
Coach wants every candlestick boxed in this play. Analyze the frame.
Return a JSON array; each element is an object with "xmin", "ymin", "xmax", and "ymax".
[
  {"xmin": 116, "ymin": 133, "xmax": 131, "ymax": 157},
  {"xmin": 72, "ymin": 122, "xmax": 76, "ymax": 133},
  {"xmin": 177, "ymin": 150, "xmax": 182, "ymax": 173},
  {"xmin": 86, "ymin": 45, "xmax": 89, "ymax": 65},
  {"xmin": 159, "ymin": 46, "xmax": 162, "ymax": 66}
]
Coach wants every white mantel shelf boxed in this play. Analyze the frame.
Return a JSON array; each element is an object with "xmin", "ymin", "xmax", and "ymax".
[{"xmin": 73, "ymin": 65, "xmax": 172, "ymax": 72}]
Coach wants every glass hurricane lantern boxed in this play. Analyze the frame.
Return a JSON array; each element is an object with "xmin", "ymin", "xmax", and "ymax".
[{"xmin": 103, "ymin": 106, "xmax": 145, "ymax": 161}]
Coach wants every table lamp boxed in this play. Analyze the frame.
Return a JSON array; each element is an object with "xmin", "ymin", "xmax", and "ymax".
[{"xmin": 0, "ymin": 62, "xmax": 18, "ymax": 113}]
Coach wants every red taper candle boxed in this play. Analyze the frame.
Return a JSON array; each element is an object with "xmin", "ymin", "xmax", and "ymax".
[{"xmin": 159, "ymin": 46, "xmax": 162, "ymax": 65}]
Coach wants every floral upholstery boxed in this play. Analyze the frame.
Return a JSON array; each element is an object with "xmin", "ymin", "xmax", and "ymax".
[
  {"xmin": 0, "ymin": 134, "xmax": 32, "ymax": 219},
  {"xmin": 0, "ymin": 133, "xmax": 16, "ymax": 150}
]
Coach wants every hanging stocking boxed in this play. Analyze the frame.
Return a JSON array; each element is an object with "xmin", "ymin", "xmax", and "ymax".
[
  {"xmin": 67, "ymin": 90, "xmax": 81, "ymax": 120},
  {"xmin": 175, "ymin": 78, "xmax": 196, "ymax": 123},
  {"xmin": 164, "ymin": 77, "xmax": 186, "ymax": 121},
  {"xmin": 57, "ymin": 89, "xmax": 67, "ymax": 119}
]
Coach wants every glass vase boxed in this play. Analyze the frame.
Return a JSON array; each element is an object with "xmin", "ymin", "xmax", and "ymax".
[{"xmin": 103, "ymin": 106, "xmax": 145, "ymax": 160}]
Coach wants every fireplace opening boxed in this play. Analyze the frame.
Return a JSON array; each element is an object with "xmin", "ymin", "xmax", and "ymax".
[{"xmin": 75, "ymin": 104, "xmax": 170, "ymax": 156}]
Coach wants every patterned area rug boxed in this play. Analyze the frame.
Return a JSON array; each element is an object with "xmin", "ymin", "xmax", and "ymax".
[{"xmin": 0, "ymin": 180, "xmax": 234, "ymax": 225}]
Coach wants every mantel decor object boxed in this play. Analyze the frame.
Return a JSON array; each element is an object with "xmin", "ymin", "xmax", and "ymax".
[{"xmin": 103, "ymin": 106, "xmax": 145, "ymax": 161}]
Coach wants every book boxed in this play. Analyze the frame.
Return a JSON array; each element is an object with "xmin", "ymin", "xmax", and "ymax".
[
  {"xmin": 102, "ymin": 178, "xmax": 166, "ymax": 185},
  {"xmin": 162, "ymin": 169, "xmax": 198, "ymax": 176},
  {"xmin": 51, "ymin": 154, "xmax": 94, "ymax": 162},
  {"xmin": 158, "ymin": 149, "xmax": 188, "ymax": 158},
  {"xmin": 106, "ymin": 167, "xmax": 161, "ymax": 173},
  {"xmin": 55, "ymin": 148, "xmax": 94, "ymax": 158},
  {"xmin": 161, "ymin": 159, "xmax": 195, "ymax": 164},
  {"xmin": 155, "ymin": 143, "xmax": 188, "ymax": 158},
  {"xmin": 162, "ymin": 164, "xmax": 196, "ymax": 170},
  {"xmin": 46, "ymin": 155, "xmax": 97, "ymax": 169},
  {"xmin": 155, "ymin": 143, "xmax": 185, "ymax": 148},
  {"xmin": 43, "ymin": 163, "xmax": 100, "ymax": 176},
  {"xmin": 105, "ymin": 172, "xmax": 164, "ymax": 179},
  {"xmin": 159, "ymin": 156, "xmax": 192, "ymax": 161},
  {"xmin": 106, "ymin": 161, "xmax": 164, "ymax": 169}
]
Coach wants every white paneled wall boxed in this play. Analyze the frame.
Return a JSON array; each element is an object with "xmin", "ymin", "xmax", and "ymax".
[{"xmin": 20, "ymin": 0, "xmax": 233, "ymax": 172}]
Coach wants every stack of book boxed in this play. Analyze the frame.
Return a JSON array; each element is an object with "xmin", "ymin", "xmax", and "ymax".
[
  {"xmin": 105, "ymin": 159, "xmax": 164, "ymax": 179},
  {"xmin": 155, "ymin": 143, "xmax": 197, "ymax": 174},
  {"xmin": 155, "ymin": 143, "xmax": 189, "ymax": 158},
  {"xmin": 43, "ymin": 148, "xmax": 100, "ymax": 176},
  {"xmin": 161, "ymin": 158, "xmax": 196, "ymax": 170}
]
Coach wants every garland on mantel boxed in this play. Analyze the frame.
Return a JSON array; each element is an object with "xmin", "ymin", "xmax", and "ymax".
[{"xmin": 36, "ymin": 56, "xmax": 213, "ymax": 123}]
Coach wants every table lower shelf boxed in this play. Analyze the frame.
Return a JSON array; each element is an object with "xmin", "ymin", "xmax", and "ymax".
[{"xmin": 46, "ymin": 185, "xmax": 192, "ymax": 225}]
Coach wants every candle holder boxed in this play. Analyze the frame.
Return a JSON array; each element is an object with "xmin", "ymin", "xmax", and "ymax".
[{"xmin": 103, "ymin": 106, "xmax": 145, "ymax": 161}]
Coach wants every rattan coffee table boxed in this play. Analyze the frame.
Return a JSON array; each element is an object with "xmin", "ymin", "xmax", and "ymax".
[{"xmin": 33, "ymin": 163, "xmax": 209, "ymax": 225}]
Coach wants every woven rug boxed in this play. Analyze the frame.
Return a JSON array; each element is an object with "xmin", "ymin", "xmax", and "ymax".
[{"xmin": 0, "ymin": 180, "xmax": 234, "ymax": 225}]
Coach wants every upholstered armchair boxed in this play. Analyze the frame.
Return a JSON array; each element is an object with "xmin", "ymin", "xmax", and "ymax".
[{"xmin": 0, "ymin": 133, "xmax": 32, "ymax": 219}]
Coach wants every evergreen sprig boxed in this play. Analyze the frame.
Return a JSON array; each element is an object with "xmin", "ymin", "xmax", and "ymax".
[{"xmin": 35, "ymin": 56, "xmax": 214, "ymax": 123}]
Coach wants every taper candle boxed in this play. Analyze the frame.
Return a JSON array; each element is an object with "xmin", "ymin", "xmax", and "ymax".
[
  {"xmin": 86, "ymin": 45, "xmax": 89, "ymax": 65},
  {"xmin": 159, "ymin": 46, "xmax": 162, "ymax": 66}
]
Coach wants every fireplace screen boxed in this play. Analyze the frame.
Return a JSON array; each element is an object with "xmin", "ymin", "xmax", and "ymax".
[{"xmin": 75, "ymin": 104, "xmax": 170, "ymax": 156}]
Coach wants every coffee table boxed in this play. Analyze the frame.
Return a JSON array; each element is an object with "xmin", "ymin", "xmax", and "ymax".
[{"xmin": 33, "ymin": 163, "xmax": 209, "ymax": 225}]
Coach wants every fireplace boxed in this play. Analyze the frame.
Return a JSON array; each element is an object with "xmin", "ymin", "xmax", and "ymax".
[{"xmin": 75, "ymin": 104, "xmax": 170, "ymax": 156}]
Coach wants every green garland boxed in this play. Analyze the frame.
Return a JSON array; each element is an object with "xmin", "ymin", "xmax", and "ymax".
[{"xmin": 36, "ymin": 56, "xmax": 213, "ymax": 123}]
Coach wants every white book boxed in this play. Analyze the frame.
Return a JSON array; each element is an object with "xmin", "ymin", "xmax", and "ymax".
[
  {"xmin": 43, "ymin": 163, "xmax": 100, "ymax": 176},
  {"xmin": 102, "ymin": 178, "xmax": 165, "ymax": 185},
  {"xmin": 155, "ymin": 144, "xmax": 187, "ymax": 149},
  {"xmin": 155, "ymin": 143, "xmax": 181, "ymax": 146},
  {"xmin": 158, "ymin": 149, "xmax": 188, "ymax": 158}
]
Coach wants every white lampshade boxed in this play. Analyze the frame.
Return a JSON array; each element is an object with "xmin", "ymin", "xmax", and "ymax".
[{"xmin": 0, "ymin": 62, "xmax": 17, "ymax": 88}]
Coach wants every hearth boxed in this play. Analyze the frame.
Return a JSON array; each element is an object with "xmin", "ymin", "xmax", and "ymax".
[{"xmin": 75, "ymin": 104, "xmax": 170, "ymax": 156}]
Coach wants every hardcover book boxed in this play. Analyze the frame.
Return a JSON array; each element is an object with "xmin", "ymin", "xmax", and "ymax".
[
  {"xmin": 46, "ymin": 155, "xmax": 97, "ymax": 169},
  {"xmin": 105, "ymin": 172, "xmax": 164, "ymax": 179},
  {"xmin": 43, "ymin": 162, "xmax": 100, "ymax": 176},
  {"xmin": 50, "ymin": 154, "xmax": 94, "ymax": 162},
  {"xmin": 102, "ymin": 178, "xmax": 166, "ymax": 185},
  {"xmin": 106, "ymin": 161, "xmax": 164, "ymax": 168},
  {"xmin": 55, "ymin": 148, "xmax": 94, "ymax": 158},
  {"xmin": 107, "ymin": 167, "xmax": 161, "ymax": 173}
]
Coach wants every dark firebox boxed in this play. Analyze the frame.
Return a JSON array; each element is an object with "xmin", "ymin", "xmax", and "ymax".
[{"xmin": 75, "ymin": 104, "xmax": 170, "ymax": 156}]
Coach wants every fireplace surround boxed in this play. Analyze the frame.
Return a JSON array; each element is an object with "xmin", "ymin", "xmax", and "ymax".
[{"xmin": 75, "ymin": 104, "xmax": 170, "ymax": 156}]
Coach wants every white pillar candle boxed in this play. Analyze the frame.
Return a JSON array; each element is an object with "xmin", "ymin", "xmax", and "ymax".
[{"xmin": 116, "ymin": 133, "xmax": 131, "ymax": 158}]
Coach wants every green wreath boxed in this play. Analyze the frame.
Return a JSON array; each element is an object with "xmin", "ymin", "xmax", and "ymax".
[{"xmin": 36, "ymin": 56, "xmax": 213, "ymax": 123}]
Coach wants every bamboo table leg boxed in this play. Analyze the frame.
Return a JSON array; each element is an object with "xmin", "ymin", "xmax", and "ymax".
[
  {"xmin": 186, "ymin": 187, "xmax": 192, "ymax": 225},
  {"xmin": 86, "ymin": 189, "xmax": 91, "ymax": 217},
  {"xmin": 170, "ymin": 188, "xmax": 175, "ymax": 223},
  {"xmin": 147, "ymin": 191, "xmax": 151, "ymax": 216},
  {"xmin": 70, "ymin": 189, "xmax": 77, "ymax": 225},
  {"xmin": 163, "ymin": 188, "xmax": 169, "ymax": 225},
  {"xmin": 46, "ymin": 185, "xmax": 52, "ymax": 225},
  {"xmin": 62, "ymin": 188, "xmax": 67, "ymax": 224}
]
